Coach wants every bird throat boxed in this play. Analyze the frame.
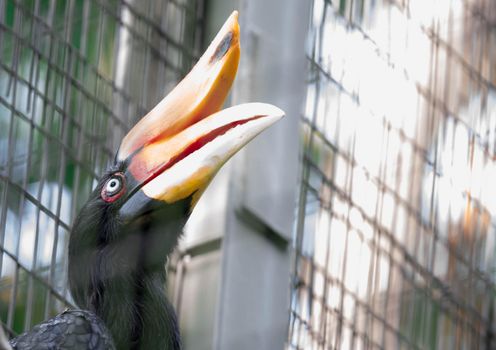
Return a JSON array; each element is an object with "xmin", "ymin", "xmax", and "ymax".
[
  {"xmin": 69, "ymin": 217, "xmax": 182, "ymax": 349},
  {"xmin": 68, "ymin": 193, "xmax": 191, "ymax": 349},
  {"xmin": 90, "ymin": 230, "xmax": 181, "ymax": 350}
]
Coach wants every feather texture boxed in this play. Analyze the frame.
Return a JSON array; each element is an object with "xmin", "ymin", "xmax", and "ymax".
[{"xmin": 10, "ymin": 310, "xmax": 115, "ymax": 350}]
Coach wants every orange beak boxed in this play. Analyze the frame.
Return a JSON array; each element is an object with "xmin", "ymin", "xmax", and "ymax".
[{"xmin": 116, "ymin": 11, "xmax": 284, "ymax": 210}]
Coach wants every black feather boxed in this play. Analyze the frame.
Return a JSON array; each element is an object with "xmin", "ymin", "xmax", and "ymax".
[{"xmin": 10, "ymin": 310, "xmax": 115, "ymax": 350}]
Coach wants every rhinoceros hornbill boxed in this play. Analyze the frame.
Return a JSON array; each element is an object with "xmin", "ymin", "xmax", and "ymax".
[{"xmin": 8, "ymin": 11, "xmax": 283, "ymax": 350}]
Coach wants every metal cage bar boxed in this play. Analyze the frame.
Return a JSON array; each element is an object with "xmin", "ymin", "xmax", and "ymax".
[
  {"xmin": 0, "ymin": 0, "xmax": 205, "ymax": 337},
  {"xmin": 290, "ymin": 0, "xmax": 496, "ymax": 349}
]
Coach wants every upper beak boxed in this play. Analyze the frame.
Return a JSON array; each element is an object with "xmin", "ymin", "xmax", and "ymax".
[
  {"xmin": 117, "ymin": 11, "xmax": 284, "ymax": 212},
  {"xmin": 118, "ymin": 11, "xmax": 240, "ymax": 161}
]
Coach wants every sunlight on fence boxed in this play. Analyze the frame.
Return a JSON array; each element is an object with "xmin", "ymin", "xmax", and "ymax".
[{"xmin": 290, "ymin": 0, "xmax": 496, "ymax": 348}]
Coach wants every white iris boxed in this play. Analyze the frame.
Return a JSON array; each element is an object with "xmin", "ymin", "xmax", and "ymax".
[{"xmin": 106, "ymin": 177, "xmax": 121, "ymax": 194}]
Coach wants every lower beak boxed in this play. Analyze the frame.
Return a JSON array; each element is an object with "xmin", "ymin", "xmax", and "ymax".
[
  {"xmin": 119, "ymin": 103, "xmax": 284, "ymax": 219},
  {"xmin": 130, "ymin": 103, "xmax": 284, "ymax": 206}
]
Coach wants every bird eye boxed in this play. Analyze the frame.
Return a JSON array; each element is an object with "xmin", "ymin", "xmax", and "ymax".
[
  {"xmin": 101, "ymin": 173, "xmax": 126, "ymax": 203},
  {"xmin": 106, "ymin": 178, "xmax": 121, "ymax": 194}
]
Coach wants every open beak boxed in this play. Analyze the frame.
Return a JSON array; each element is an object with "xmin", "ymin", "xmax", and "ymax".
[{"xmin": 117, "ymin": 11, "xmax": 284, "ymax": 216}]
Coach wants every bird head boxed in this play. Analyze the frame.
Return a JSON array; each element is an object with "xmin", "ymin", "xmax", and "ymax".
[{"xmin": 68, "ymin": 12, "xmax": 284, "ymax": 309}]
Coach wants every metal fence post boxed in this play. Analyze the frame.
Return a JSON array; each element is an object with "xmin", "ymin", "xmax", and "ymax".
[{"xmin": 202, "ymin": 1, "xmax": 311, "ymax": 349}]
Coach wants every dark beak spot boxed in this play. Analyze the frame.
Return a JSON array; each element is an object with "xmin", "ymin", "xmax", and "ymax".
[{"xmin": 210, "ymin": 31, "xmax": 233, "ymax": 63}]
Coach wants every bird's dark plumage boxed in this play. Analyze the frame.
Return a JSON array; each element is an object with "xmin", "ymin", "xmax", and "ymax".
[{"xmin": 10, "ymin": 310, "xmax": 115, "ymax": 350}]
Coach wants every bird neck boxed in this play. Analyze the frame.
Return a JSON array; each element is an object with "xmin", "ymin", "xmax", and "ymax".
[
  {"xmin": 92, "ymin": 265, "xmax": 181, "ymax": 350},
  {"xmin": 68, "ymin": 197, "xmax": 189, "ymax": 349},
  {"xmin": 69, "ymin": 237, "xmax": 181, "ymax": 350}
]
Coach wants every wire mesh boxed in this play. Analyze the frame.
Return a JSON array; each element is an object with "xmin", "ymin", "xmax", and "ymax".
[
  {"xmin": 290, "ymin": 0, "xmax": 496, "ymax": 349},
  {"xmin": 0, "ymin": 0, "xmax": 205, "ymax": 337}
]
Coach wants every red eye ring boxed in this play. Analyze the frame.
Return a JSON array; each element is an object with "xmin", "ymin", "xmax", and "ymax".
[{"xmin": 101, "ymin": 173, "xmax": 126, "ymax": 203}]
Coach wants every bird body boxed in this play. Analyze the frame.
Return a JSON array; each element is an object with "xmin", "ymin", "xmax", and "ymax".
[{"xmin": 8, "ymin": 11, "xmax": 284, "ymax": 350}]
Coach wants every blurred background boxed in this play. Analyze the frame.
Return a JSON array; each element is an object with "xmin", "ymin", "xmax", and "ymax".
[{"xmin": 0, "ymin": 0, "xmax": 495, "ymax": 349}]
